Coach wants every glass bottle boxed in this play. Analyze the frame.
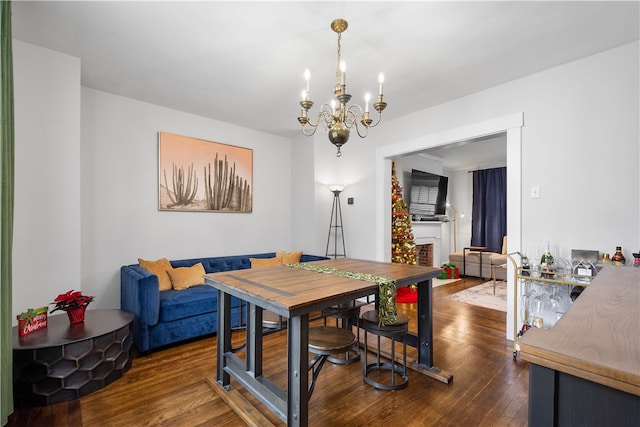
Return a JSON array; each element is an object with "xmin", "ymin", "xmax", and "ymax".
[
  {"xmin": 611, "ymin": 246, "xmax": 626, "ymax": 265},
  {"xmin": 540, "ymin": 242, "xmax": 554, "ymax": 270}
]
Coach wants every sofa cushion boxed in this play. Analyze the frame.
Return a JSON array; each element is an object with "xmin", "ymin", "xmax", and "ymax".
[
  {"xmin": 250, "ymin": 256, "xmax": 283, "ymax": 268},
  {"xmin": 491, "ymin": 253, "xmax": 508, "ymax": 266},
  {"xmin": 449, "ymin": 251, "xmax": 500, "ymax": 265},
  {"xmin": 138, "ymin": 257, "xmax": 173, "ymax": 291},
  {"xmin": 276, "ymin": 251, "xmax": 303, "ymax": 264},
  {"xmin": 158, "ymin": 285, "xmax": 217, "ymax": 322},
  {"xmin": 168, "ymin": 263, "xmax": 206, "ymax": 290}
]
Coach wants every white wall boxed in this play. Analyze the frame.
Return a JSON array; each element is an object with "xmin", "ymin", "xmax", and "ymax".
[
  {"xmin": 13, "ymin": 39, "xmax": 639, "ymax": 322},
  {"xmin": 79, "ymin": 90, "xmax": 295, "ymax": 309},
  {"xmin": 13, "ymin": 41, "xmax": 297, "ymax": 318},
  {"xmin": 13, "ymin": 40, "xmax": 81, "ymax": 321},
  {"xmin": 299, "ymin": 41, "xmax": 639, "ymax": 265}
]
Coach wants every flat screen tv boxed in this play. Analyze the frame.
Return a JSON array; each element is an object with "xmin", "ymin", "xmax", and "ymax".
[{"xmin": 409, "ymin": 169, "xmax": 449, "ymax": 220}]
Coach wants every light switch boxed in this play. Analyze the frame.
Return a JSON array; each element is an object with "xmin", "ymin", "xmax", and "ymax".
[{"xmin": 530, "ymin": 185, "xmax": 540, "ymax": 199}]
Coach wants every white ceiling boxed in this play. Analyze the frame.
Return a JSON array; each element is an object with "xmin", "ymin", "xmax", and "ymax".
[{"xmin": 11, "ymin": 1, "xmax": 639, "ymax": 161}]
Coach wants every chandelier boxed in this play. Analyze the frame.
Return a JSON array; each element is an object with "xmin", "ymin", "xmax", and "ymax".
[{"xmin": 297, "ymin": 19, "xmax": 387, "ymax": 157}]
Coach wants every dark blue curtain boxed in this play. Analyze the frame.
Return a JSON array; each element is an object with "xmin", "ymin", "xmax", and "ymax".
[{"xmin": 471, "ymin": 167, "xmax": 506, "ymax": 253}]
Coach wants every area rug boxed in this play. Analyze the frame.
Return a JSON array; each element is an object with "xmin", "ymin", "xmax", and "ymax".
[
  {"xmin": 444, "ymin": 281, "xmax": 507, "ymax": 312},
  {"xmin": 396, "ymin": 278, "xmax": 461, "ymax": 303}
]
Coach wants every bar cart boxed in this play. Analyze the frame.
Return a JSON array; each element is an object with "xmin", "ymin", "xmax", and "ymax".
[{"xmin": 507, "ymin": 253, "xmax": 593, "ymax": 358}]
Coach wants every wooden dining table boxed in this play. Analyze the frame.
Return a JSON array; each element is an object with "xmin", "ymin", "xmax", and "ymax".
[{"xmin": 204, "ymin": 258, "xmax": 444, "ymax": 427}]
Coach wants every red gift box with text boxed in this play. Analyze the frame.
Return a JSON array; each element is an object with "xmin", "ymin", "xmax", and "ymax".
[{"xmin": 17, "ymin": 307, "xmax": 48, "ymax": 337}]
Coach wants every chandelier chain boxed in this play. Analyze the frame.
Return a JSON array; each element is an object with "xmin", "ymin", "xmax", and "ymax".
[{"xmin": 337, "ymin": 31, "xmax": 342, "ymax": 76}]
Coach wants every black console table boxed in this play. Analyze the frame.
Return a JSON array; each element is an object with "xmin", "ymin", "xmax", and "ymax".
[{"xmin": 13, "ymin": 309, "xmax": 134, "ymax": 408}]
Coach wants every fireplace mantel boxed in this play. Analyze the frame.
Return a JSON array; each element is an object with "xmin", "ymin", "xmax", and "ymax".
[{"xmin": 412, "ymin": 221, "xmax": 448, "ymax": 267}]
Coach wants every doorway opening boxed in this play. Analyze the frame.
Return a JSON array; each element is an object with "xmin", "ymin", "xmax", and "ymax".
[{"xmin": 374, "ymin": 112, "xmax": 523, "ymax": 340}]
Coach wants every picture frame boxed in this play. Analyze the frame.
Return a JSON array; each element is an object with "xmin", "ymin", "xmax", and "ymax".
[{"xmin": 158, "ymin": 132, "xmax": 253, "ymax": 212}]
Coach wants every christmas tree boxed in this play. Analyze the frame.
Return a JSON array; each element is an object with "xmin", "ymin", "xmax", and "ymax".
[{"xmin": 391, "ymin": 162, "xmax": 417, "ymax": 266}]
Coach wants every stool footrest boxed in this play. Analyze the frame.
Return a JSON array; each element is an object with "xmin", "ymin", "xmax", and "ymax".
[
  {"xmin": 364, "ymin": 362, "xmax": 409, "ymax": 390},
  {"xmin": 361, "ymin": 310, "xmax": 409, "ymax": 391}
]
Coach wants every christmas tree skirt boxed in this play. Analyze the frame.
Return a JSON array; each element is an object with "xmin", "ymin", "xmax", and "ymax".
[
  {"xmin": 396, "ymin": 278, "xmax": 461, "ymax": 303},
  {"xmin": 396, "ymin": 286, "xmax": 418, "ymax": 303}
]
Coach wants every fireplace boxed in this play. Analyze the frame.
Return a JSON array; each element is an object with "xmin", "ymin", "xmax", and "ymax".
[
  {"xmin": 412, "ymin": 222, "xmax": 444, "ymax": 267},
  {"xmin": 417, "ymin": 243, "xmax": 434, "ymax": 267}
]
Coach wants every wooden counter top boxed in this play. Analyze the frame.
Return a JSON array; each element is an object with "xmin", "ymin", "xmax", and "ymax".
[{"xmin": 519, "ymin": 266, "xmax": 640, "ymax": 396}]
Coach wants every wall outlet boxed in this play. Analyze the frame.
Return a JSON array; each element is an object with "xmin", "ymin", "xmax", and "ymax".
[
  {"xmin": 347, "ymin": 197, "xmax": 354, "ymax": 205},
  {"xmin": 530, "ymin": 185, "xmax": 540, "ymax": 199}
]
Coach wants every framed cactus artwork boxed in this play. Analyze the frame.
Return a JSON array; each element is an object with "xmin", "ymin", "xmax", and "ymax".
[{"xmin": 158, "ymin": 132, "xmax": 253, "ymax": 212}]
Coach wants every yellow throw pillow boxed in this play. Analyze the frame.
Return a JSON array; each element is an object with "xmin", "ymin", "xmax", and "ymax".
[
  {"xmin": 250, "ymin": 256, "xmax": 283, "ymax": 268},
  {"xmin": 168, "ymin": 263, "xmax": 206, "ymax": 290},
  {"xmin": 138, "ymin": 258, "xmax": 173, "ymax": 291},
  {"xmin": 276, "ymin": 251, "xmax": 303, "ymax": 264}
]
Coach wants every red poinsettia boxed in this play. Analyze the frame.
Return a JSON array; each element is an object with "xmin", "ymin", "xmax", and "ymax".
[{"xmin": 50, "ymin": 290, "xmax": 94, "ymax": 313}]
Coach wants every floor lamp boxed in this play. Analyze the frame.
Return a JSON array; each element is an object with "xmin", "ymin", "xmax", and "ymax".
[
  {"xmin": 326, "ymin": 184, "xmax": 346, "ymax": 258},
  {"xmin": 450, "ymin": 205, "xmax": 464, "ymax": 253}
]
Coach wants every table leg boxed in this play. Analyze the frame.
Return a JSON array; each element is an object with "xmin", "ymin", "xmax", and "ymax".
[
  {"xmin": 415, "ymin": 278, "xmax": 433, "ymax": 367},
  {"xmin": 246, "ymin": 303, "xmax": 264, "ymax": 375},
  {"xmin": 404, "ymin": 279, "xmax": 453, "ymax": 384},
  {"xmin": 287, "ymin": 314, "xmax": 309, "ymax": 427},
  {"xmin": 216, "ymin": 290, "xmax": 232, "ymax": 388}
]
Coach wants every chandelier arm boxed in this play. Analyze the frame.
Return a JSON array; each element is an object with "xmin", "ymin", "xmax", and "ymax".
[
  {"xmin": 343, "ymin": 107, "xmax": 358, "ymax": 129},
  {"xmin": 364, "ymin": 110, "xmax": 384, "ymax": 128},
  {"xmin": 301, "ymin": 123, "xmax": 319, "ymax": 136},
  {"xmin": 317, "ymin": 105, "xmax": 335, "ymax": 129},
  {"xmin": 352, "ymin": 120, "xmax": 370, "ymax": 138}
]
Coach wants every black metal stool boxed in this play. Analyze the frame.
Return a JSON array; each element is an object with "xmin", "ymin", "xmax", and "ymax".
[
  {"xmin": 360, "ymin": 309, "xmax": 409, "ymax": 390},
  {"xmin": 307, "ymin": 326, "xmax": 357, "ymax": 399},
  {"xmin": 322, "ymin": 300, "xmax": 363, "ymax": 364}
]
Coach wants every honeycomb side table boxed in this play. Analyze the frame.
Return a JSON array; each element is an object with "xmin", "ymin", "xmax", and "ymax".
[{"xmin": 13, "ymin": 309, "xmax": 134, "ymax": 408}]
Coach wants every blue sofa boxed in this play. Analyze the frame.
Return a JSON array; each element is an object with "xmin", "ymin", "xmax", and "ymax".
[{"xmin": 120, "ymin": 252, "xmax": 328, "ymax": 352}]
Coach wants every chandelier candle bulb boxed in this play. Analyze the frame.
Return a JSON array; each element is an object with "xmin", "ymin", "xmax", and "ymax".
[
  {"xmin": 340, "ymin": 61, "xmax": 346, "ymax": 85},
  {"xmin": 365, "ymin": 93, "xmax": 370, "ymax": 113},
  {"xmin": 378, "ymin": 73, "xmax": 384, "ymax": 95},
  {"xmin": 304, "ymin": 69, "xmax": 310, "ymax": 92}
]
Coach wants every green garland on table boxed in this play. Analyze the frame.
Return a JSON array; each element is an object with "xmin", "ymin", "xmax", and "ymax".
[{"xmin": 286, "ymin": 263, "xmax": 397, "ymax": 326}]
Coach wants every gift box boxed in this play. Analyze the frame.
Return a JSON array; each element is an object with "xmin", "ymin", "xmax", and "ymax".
[
  {"xmin": 438, "ymin": 264, "xmax": 459, "ymax": 280},
  {"xmin": 17, "ymin": 307, "xmax": 48, "ymax": 337}
]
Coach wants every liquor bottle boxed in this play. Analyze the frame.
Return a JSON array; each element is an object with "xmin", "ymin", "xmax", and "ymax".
[
  {"xmin": 611, "ymin": 246, "xmax": 626, "ymax": 265},
  {"xmin": 521, "ymin": 256, "xmax": 530, "ymax": 277},
  {"xmin": 540, "ymin": 242, "xmax": 554, "ymax": 269},
  {"xmin": 570, "ymin": 285, "xmax": 585, "ymax": 301}
]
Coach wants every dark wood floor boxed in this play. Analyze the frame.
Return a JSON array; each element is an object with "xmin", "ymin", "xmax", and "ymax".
[{"xmin": 7, "ymin": 278, "xmax": 529, "ymax": 426}]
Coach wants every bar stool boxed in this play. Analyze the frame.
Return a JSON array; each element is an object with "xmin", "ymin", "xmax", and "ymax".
[
  {"xmin": 262, "ymin": 310, "xmax": 286, "ymax": 331},
  {"xmin": 360, "ymin": 309, "xmax": 409, "ymax": 390},
  {"xmin": 307, "ymin": 326, "xmax": 357, "ymax": 399},
  {"xmin": 322, "ymin": 301, "xmax": 363, "ymax": 364}
]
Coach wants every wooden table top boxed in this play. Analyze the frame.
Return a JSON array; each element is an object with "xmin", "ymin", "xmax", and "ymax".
[
  {"xmin": 204, "ymin": 258, "xmax": 440, "ymax": 318},
  {"xmin": 519, "ymin": 266, "xmax": 640, "ymax": 396}
]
